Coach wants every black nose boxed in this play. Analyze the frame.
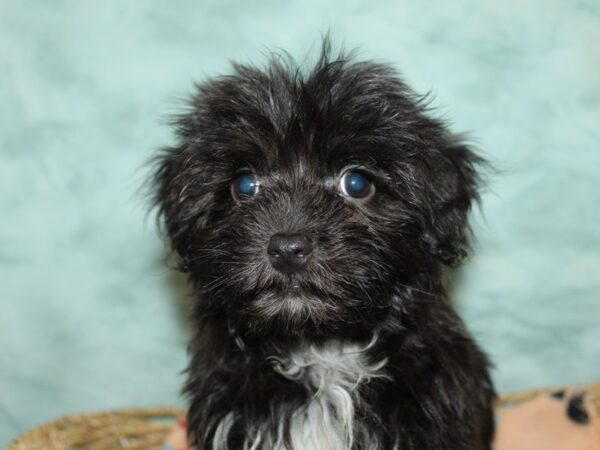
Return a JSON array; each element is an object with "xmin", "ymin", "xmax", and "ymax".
[{"xmin": 267, "ymin": 233, "xmax": 313, "ymax": 273}]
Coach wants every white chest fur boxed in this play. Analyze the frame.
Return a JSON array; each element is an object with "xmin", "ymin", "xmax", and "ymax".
[
  {"xmin": 262, "ymin": 338, "xmax": 387, "ymax": 450},
  {"xmin": 210, "ymin": 339, "xmax": 387, "ymax": 450}
]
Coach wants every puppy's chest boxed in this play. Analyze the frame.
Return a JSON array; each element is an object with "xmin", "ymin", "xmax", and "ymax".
[{"xmin": 264, "ymin": 340, "xmax": 386, "ymax": 450}]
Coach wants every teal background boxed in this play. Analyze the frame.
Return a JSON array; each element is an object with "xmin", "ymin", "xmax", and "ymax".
[{"xmin": 1, "ymin": 0, "xmax": 599, "ymax": 445}]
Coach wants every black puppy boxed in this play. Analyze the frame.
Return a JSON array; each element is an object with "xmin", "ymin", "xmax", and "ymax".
[{"xmin": 152, "ymin": 43, "xmax": 495, "ymax": 450}]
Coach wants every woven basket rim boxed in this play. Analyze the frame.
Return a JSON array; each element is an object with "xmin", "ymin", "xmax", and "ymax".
[{"xmin": 7, "ymin": 383, "xmax": 600, "ymax": 450}]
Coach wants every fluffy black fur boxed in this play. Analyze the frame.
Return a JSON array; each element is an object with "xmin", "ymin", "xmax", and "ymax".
[{"xmin": 152, "ymin": 43, "xmax": 495, "ymax": 449}]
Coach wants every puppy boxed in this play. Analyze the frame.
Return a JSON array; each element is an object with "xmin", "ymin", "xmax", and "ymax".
[{"xmin": 152, "ymin": 43, "xmax": 495, "ymax": 450}]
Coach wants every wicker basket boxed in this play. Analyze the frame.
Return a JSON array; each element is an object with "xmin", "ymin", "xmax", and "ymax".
[{"xmin": 7, "ymin": 383, "xmax": 600, "ymax": 450}]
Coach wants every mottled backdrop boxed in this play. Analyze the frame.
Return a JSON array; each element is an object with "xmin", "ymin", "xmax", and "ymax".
[{"xmin": 1, "ymin": 0, "xmax": 599, "ymax": 445}]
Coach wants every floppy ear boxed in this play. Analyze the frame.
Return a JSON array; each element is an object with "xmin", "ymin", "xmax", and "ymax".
[
  {"xmin": 421, "ymin": 141, "xmax": 484, "ymax": 266},
  {"xmin": 152, "ymin": 144, "xmax": 212, "ymax": 271}
]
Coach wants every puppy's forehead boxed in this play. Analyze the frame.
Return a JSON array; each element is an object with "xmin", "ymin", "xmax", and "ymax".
[{"xmin": 209, "ymin": 63, "xmax": 406, "ymax": 176}]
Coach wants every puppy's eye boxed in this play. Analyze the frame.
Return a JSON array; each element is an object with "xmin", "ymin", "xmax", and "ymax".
[
  {"xmin": 231, "ymin": 173, "xmax": 260, "ymax": 200},
  {"xmin": 339, "ymin": 171, "xmax": 374, "ymax": 199}
]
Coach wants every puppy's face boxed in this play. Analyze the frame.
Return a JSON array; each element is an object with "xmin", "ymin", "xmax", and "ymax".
[{"xmin": 154, "ymin": 53, "xmax": 481, "ymax": 336}]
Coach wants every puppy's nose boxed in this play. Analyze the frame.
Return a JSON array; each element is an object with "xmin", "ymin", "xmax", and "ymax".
[{"xmin": 267, "ymin": 233, "xmax": 313, "ymax": 273}]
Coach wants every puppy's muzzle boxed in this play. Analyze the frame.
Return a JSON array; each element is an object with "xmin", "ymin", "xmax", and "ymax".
[{"xmin": 267, "ymin": 233, "xmax": 313, "ymax": 274}]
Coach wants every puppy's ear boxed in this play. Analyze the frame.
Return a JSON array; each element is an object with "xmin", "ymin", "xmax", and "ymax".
[
  {"xmin": 421, "ymin": 141, "xmax": 484, "ymax": 266},
  {"xmin": 152, "ymin": 144, "xmax": 210, "ymax": 271}
]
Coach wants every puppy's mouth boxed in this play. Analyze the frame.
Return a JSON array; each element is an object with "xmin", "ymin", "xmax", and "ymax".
[
  {"xmin": 248, "ymin": 275, "xmax": 332, "ymax": 310},
  {"xmin": 285, "ymin": 276, "xmax": 303, "ymax": 291},
  {"xmin": 265, "ymin": 279, "xmax": 320, "ymax": 299},
  {"xmin": 271, "ymin": 273, "xmax": 325, "ymax": 296}
]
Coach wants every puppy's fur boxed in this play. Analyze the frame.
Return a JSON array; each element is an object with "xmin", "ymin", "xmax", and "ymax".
[{"xmin": 152, "ymin": 43, "xmax": 495, "ymax": 450}]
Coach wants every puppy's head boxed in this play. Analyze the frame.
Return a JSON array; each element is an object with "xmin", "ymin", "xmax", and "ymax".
[{"xmin": 152, "ymin": 46, "xmax": 483, "ymax": 337}]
